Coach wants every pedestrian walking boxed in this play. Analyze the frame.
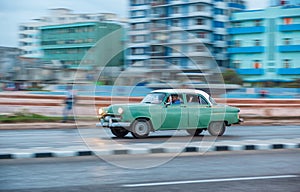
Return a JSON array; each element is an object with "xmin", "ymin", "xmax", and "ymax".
[{"xmin": 62, "ymin": 86, "xmax": 76, "ymax": 122}]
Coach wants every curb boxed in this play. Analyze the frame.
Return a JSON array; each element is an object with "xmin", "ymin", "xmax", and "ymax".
[{"xmin": 1, "ymin": 143, "xmax": 300, "ymax": 160}]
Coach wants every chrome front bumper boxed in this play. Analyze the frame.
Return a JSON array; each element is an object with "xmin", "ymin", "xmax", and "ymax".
[{"xmin": 96, "ymin": 117, "xmax": 131, "ymax": 128}]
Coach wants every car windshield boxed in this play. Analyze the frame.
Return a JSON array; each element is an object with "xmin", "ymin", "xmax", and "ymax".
[
  {"xmin": 209, "ymin": 96, "xmax": 217, "ymax": 105},
  {"xmin": 141, "ymin": 93, "xmax": 166, "ymax": 104}
]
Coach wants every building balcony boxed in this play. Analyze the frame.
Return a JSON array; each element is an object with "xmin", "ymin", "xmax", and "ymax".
[
  {"xmin": 278, "ymin": 45, "xmax": 300, "ymax": 52},
  {"xmin": 150, "ymin": 13, "xmax": 167, "ymax": 20},
  {"xmin": 188, "ymin": 11, "xmax": 212, "ymax": 18},
  {"xmin": 228, "ymin": 26, "xmax": 265, "ymax": 34},
  {"xmin": 189, "ymin": 0, "xmax": 213, "ymax": 5},
  {"xmin": 228, "ymin": 2, "xmax": 246, "ymax": 9},
  {"xmin": 150, "ymin": 26, "xmax": 168, "ymax": 32},
  {"xmin": 170, "ymin": 52, "xmax": 184, "ymax": 57},
  {"xmin": 127, "ymin": 55, "xmax": 149, "ymax": 60},
  {"xmin": 236, "ymin": 68, "xmax": 265, "ymax": 75},
  {"xmin": 278, "ymin": 24, "xmax": 300, "ymax": 32},
  {"xmin": 128, "ymin": 30, "xmax": 150, "ymax": 36},
  {"xmin": 187, "ymin": 25, "xmax": 212, "ymax": 31},
  {"xmin": 41, "ymin": 43, "xmax": 94, "ymax": 50},
  {"xmin": 228, "ymin": 46, "xmax": 264, "ymax": 54},
  {"xmin": 214, "ymin": 40, "xmax": 227, "ymax": 47},
  {"xmin": 187, "ymin": 37, "xmax": 211, "ymax": 44},
  {"xmin": 170, "ymin": 0, "xmax": 185, "ymax": 4},
  {"xmin": 151, "ymin": 1, "xmax": 167, "ymax": 7},
  {"xmin": 186, "ymin": 52, "xmax": 211, "ymax": 57},
  {"xmin": 277, "ymin": 68, "xmax": 300, "ymax": 75},
  {"xmin": 127, "ymin": 42, "xmax": 150, "ymax": 48}
]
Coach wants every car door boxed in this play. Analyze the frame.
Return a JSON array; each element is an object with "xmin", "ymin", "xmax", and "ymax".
[
  {"xmin": 160, "ymin": 94, "xmax": 188, "ymax": 130},
  {"xmin": 186, "ymin": 94, "xmax": 212, "ymax": 128}
]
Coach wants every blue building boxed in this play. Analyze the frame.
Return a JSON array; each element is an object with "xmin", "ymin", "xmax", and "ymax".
[
  {"xmin": 228, "ymin": 5, "xmax": 300, "ymax": 84},
  {"xmin": 128, "ymin": 0, "xmax": 246, "ymax": 71}
]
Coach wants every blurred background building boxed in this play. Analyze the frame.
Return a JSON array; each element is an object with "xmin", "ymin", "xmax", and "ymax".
[
  {"xmin": 1, "ymin": 1, "xmax": 299, "ymax": 90},
  {"xmin": 125, "ymin": 0, "xmax": 246, "ymax": 86},
  {"xmin": 0, "ymin": 47, "xmax": 21, "ymax": 82},
  {"xmin": 15, "ymin": 8, "xmax": 127, "ymax": 84},
  {"xmin": 127, "ymin": 0, "xmax": 246, "ymax": 68},
  {"xmin": 40, "ymin": 21, "xmax": 125, "ymax": 83},
  {"xmin": 270, "ymin": 0, "xmax": 300, "ymax": 6},
  {"xmin": 19, "ymin": 8, "xmax": 124, "ymax": 60},
  {"xmin": 228, "ymin": 3, "xmax": 300, "ymax": 85}
]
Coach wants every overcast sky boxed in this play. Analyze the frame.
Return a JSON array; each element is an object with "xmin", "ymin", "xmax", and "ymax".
[{"xmin": 0, "ymin": 0, "xmax": 269, "ymax": 47}]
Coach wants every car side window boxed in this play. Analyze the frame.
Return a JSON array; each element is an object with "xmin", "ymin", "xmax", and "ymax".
[
  {"xmin": 199, "ymin": 96, "xmax": 209, "ymax": 105},
  {"xmin": 186, "ymin": 94, "xmax": 209, "ymax": 105},
  {"xmin": 187, "ymin": 94, "xmax": 199, "ymax": 103},
  {"xmin": 166, "ymin": 94, "xmax": 184, "ymax": 104}
]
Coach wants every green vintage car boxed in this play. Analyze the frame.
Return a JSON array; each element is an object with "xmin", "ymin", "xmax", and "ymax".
[{"xmin": 96, "ymin": 89, "xmax": 242, "ymax": 138}]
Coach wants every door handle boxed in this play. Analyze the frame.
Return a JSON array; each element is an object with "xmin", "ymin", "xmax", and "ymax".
[{"xmin": 181, "ymin": 105, "xmax": 187, "ymax": 108}]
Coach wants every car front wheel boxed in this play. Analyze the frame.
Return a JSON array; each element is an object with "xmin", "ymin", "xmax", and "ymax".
[
  {"xmin": 208, "ymin": 122, "xmax": 226, "ymax": 136},
  {"xmin": 111, "ymin": 128, "xmax": 129, "ymax": 138},
  {"xmin": 131, "ymin": 119, "xmax": 151, "ymax": 139}
]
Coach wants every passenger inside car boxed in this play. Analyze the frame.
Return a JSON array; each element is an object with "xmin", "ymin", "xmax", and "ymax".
[{"xmin": 171, "ymin": 94, "xmax": 181, "ymax": 104}]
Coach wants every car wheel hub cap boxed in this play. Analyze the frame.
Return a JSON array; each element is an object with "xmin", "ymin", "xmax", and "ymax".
[{"xmin": 136, "ymin": 122, "xmax": 147, "ymax": 135}]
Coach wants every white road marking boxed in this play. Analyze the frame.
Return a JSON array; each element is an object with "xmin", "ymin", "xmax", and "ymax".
[{"xmin": 123, "ymin": 175, "xmax": 298, "ymax": 187}]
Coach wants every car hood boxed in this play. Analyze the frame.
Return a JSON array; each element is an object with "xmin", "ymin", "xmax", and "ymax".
[{"xmin": 106, "ymin": 103, "xmax": 157, "ymax": 114}]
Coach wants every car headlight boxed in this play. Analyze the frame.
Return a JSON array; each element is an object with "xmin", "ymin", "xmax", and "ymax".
[
  {"xmin": 98, "ymin": 108, "xmax": 106, "ymax": 116},
  {"xmin": 118, "ymin": 107, "xmax": 124, "ymax": 115}
]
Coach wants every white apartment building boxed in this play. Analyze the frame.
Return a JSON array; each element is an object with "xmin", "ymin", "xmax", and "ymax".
[{"xmin": 127, "ymin": 0, "xmax": 246, "ymax": 69}]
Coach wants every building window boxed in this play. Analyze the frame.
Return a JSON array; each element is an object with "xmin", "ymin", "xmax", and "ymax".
[
  {"xmin": 132, "ymin": 23, "xmax": 146, "ymax": 30},
  {"xmin": 132, "ymin": 48, "xmax": 144, "ymax": 55},
  {"xmin": 132, "ymin": 35, "xmax": 146, "ymax": 43},
  {"xmin": 233, "ymin": 22, "xmax": 241, "ymax": 27},
  {"xmin": 172, "ymin": 19, "xmax": 180, "ymax": 27},
  {"xmin": 197, "ymin": 32, "xmax": 207, "ymax": 38},
  {"xmin": 195, "ymin": 4, "xmax": 204, "ymax": 12},
  {"xmin": 233, "ymin": 60, "xmax": 241, "ymax": 68},
  {"xmin": 253, "ymin": 60, "xmax": 261, "ymax": 69},
  {"xmin": 214, "ymin": 8, "xmax": 224, "ymax": 15},
  {"xmin": 195, "ymin": 45, "xmax": 205, "ymax": 52},
  {"xmin": 214, "ymin": 34, "xmax": 223, "ymax": 41},
  {"xmin": 283, "ymin": 38, "xmax": 291, "ymax": 45},
  {"xmin": 283, "ymin": 59, "xmax": 291, "ymax": 68},
  {"xmin": 214, "ymin": 47, "xmax": 222, "ymax": 54},
  {"xmin": 172, "ymin": 59, "xmax": 180, "ymax": 65},
  {"xmin": 254, "ymin": 39, "xmax": 261, "ymax": 46},
  {"xmin": 283, "ymin": 17, "xmax": 293, "ymax": 25},
  {"xmin": 173, "ymin": 6, "xmax": 180, "ymax": 14},
  {"xmin": 131, "ymin": 10, "xmax": 145, "ymax": 17},
  {"xmin": 132, "ymin": 0, "xmax": 145, "ymax": 4},
  {"xmin": 214, "ymin": 21, "xmax": 225, "ymax": 28},
  {"xmin": 196, "ymin": 18, "xmax": 204, "ymax": 25},
  {"xmin": 234, "ymin": 40, "xmax": 241, "ymax": 47},
  {"xmin": 254, "ymin": 20, "xmax": 261, "ymax": 26}
]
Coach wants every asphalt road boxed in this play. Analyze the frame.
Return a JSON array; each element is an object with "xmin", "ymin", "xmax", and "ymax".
[
  {"xmin": 1, "ymin": 125, "xmax": 300, "ymax": 149},
  {"xmin": 1, "ymin": 150, "xmax": 300, "ymax": 192}
]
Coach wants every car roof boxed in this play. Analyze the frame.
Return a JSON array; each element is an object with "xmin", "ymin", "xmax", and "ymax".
[{"xmin": 151, "ymin": 89, "xmax": 210, "ymax": 98}]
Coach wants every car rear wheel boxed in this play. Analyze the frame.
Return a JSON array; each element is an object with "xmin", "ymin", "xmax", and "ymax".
[
  {"xmin": 186, "ymin": 129, "xmax": 203, "ymax": 136},
  {"xmin": 208, "ymin": 121, "xmax": 226, "ymax": 136},
  {"xmin": 111, "ymin": 128, "xmax": 129, "ymax": 138},
  {"xmin": 131, "ymin": 119, "xmax": 151, "ymax": 139}
]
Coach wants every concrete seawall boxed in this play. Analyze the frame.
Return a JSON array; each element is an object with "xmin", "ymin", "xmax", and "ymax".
[{"xmin": 0, "ymin": 92, "xmax": 299, "ymax": 126}]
